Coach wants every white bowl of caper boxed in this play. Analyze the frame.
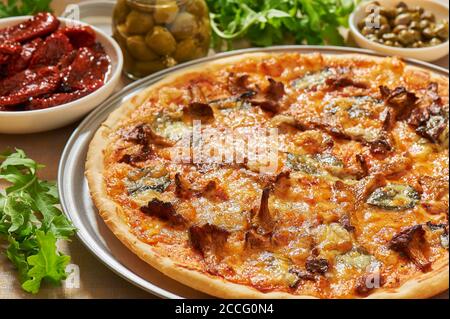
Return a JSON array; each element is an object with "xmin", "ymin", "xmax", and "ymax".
[{"xmin": 350, "ymin": 0, "xmax": 449, "ymax": 61}]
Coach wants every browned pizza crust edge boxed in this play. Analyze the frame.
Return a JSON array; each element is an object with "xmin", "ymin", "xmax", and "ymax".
[{"xmin": 85, "ymin": 52, "xmax": 449, "ymax": 299}]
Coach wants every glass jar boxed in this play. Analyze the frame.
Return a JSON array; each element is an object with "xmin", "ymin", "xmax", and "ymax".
[{"xmin": 113, "ymin": 0, "xmax": 211, "ymax": 80}]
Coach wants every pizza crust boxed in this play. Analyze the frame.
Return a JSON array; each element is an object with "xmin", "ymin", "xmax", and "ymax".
[{"xmin": 86, "ymin": 52, "xmax": 449, "ymax": 299}]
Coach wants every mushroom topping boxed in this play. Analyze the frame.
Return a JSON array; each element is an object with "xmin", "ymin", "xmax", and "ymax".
[
  {"xmin": 251, "ymin": 187, "xmax": 275, "ymax": 235},
  {"xmin": 244, "ymin": 78, "xmax": 286, "ymax": 114},
  {"xmin": 189, "ymin": 223, "xmax": 230, "ymax": 257},
  {"xmin": 183, "ymin": 102, "xmax": 214, "ymax": 121},
  {"xmin": 124, "ymin": 123, "xmax": 175, "ymax": 147},
  {"xmin": 325, "ymin": 77, "xmax": 368, "ymax": 91},
  {"xmin": 388, "ymin": 225, "xmax": 431, "ymax": 271},
  {"xmin": 305, "ymin": 257, "xmax": 329, "ymax": 275},
  {"xmin": 380, "ymin": 86, "xmax": 418, "ymax": 121},
  {"xmin": 140, "ymin": 198, "xmax": 187, "ymax": 226}
]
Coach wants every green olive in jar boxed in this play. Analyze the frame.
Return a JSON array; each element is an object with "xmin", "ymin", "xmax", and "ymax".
[
  {"xmin": 174, "ymin": 37, "xmax": 199, "ymax": 62},
  {"xmin": 153, "ymin": 0, "xmax": 179, "ymax": 24},
  {"xmin": 145, "ymin": 26, "xmax": 177, "ymax": 55},
  {"xmin": 114, "ymin": 0, "xmax": 211, "ymax": 79},
  {"xmin": 114, "ymin": 24, "xmax": 129, "ymax": 48},
  {"xmin": 127, "ymin": 35, "xmax": 159, "ymax": 61},
  {"xmin": 134, "ymin": 59, "xmax": 167, "ymax": 77},
  {"xmin": 196, "ymin": 18, "xmax": 211, "ymax": 48},
  {"xmin": 170, "ymin": 12, "xmax": 198, "ymax": 40},
  {"xmin": 185, "ymin": 0, "xmax": 208, "ymax": 17},
  {"xmin": 114, "ymin": 0, "xmax": 131, "ymax": 24},
  {"xmin": 126, "ymin": 10, "xmax": 154, "ymax": 35}
]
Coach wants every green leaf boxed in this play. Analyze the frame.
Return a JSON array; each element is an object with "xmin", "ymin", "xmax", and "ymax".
[
  {"xmin": 206, "ymin": 0, "xmax": 356, "ymax": 49},
  {"xmin": 0, "ymin": 0, "xmax": 52, "ymax": 18},
  {"xmin": 21, "ymin": 231, "xmax": 70, "ymax": 294},
  {"xmin": 6, "ymin": 237, "xmax": 29, "ymax": 282},
  {"xmin": 0, "ymin": 149, "xmax": 75, "ymax": 294}
]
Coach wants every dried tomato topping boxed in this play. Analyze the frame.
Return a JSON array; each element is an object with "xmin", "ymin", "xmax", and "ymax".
[
  {"xmin": 0, "ymin": 14, "xmax": 110, "ymax": 111},
  {"xmin": 60, "ymin": 26, "xmax": 96, "ymax": 48},
  {"xmin": 29, "ymin": 32, "xmax": 74, "ymax": 68},
  {"xmin": 0, "ymin": 13, "xmax": 59, "ymax": 43},
  {"xmin": 0, "ymin": 67, "xmax": 60, "ymax": 108},
  {"xmin": 60, "ymin": 47, "xmax": 109, "ymax": 92}
]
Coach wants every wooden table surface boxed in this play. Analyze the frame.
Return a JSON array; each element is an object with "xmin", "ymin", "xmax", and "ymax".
[{"xmin": 0, "ymin": 0, "xmax": 448, "ymax": 299}]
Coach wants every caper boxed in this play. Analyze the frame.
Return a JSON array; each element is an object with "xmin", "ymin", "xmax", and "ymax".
[
  {"xmin": 384, "ymin": 40, "xmax": 394, "ymax": 46},
  {"xmin": 379, "ymin": 24, "xmax": 391, "ymax": 35},
  {"xmin": 173, "ymin": 38, "xmax": 199, "ymax": 62},
  {"xmin": 170, "ymin": 12, "xmax": 198, "ymax": 41},
  {"xmin": 412, "ymin": 40, "xmax": 424, "ymax": 48},
  {"xmin": 361, "ymin": 26, "xmax": 375, "ymax": 36},
  {"xmin": 127, "ymin": 35, "xmax": 159, "ymax": 61},
  {"xmin": 382, "ymin": 32, "xmax": 397, "ymax": 41},
  {"xmin": 418, "ymin": 20, "xmax": 430, "ymax": 30},
  {"xmin": 393, "ymin": 41, "xmax": 402, "ymax": 47},
  {"xmin": 186, "ymin": 0, "xmax": 208, "ymax": 17},
  {"xmin": 145, "ymin": 26, "xmax": 177, "ymax": 56},
  {"xmin": 134, "ymin": 59, "xmax": 167, "ymax": 77},
  {"xmin": 366, "ymin": 34, "xmax": 378, "ymax": 42},
  {"xmin": 380, "ymin": 7, "xmax": 395, "ymax": 19},
  {"xmin": 411, "ymin": 29, "xmax": 421, "ymax": 41},
  {"xmin": 358, "ymin": 20, "xmax": 365, "ymax": 30},
  {"xmin": 396, "ymin": 1, "xmax": 408, "ymax": 9},
  {"xmin": 393, "ymin": 24, "xmax": 407, "ymax": 34},
  {"xmin": 398, "ymin": 29, "xmax": 415, "ymax": 45},
  {"xmin": 421, "ymin": 12, "xmax": 436, "ymax": 23},
  {"xmin": 434, "ymin": 22, "xmax": 449, "ymax": 40},
  {"xmin": 113, "ymin": 0, "xmax": 131, "ymax": 24},
  {"xmin": 409, "ymin": 21, "xmax": 419, "ymax": 30},
  {"xmin": 153, "ymin": 0, "xmax": 179, "ymax": 24},
  {"xmin": 429, "ymin": 37, "xmax": 443, "ymax": 46},
  {"xmin": 413, "ymin": 6, "xmax": 424, "ymax": 14},
  {"xmin": 394, "ymin": 13, "xmax": 412, "ymax": 26},
  {"xmin": 125, "ymin": 10, "xmax": 154, "ymax": 35},
  {"xmin": 422, "ymin": 27, "xmax": 436, "ymax": 39},
  {"xmin": 396, "ymin": 2, "xmax": 408, "ymax": 15},
  {"xmin": 410, "ymin": 12, "xmax": 420, "ymax": 22}
]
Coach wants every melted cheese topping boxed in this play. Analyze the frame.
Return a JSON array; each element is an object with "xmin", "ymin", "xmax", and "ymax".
[{"xmin": 101, "ymin": 53, "xmax": 449, "ymax": 298}]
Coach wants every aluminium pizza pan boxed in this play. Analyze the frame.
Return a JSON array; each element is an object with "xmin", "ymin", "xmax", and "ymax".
[{"xmin": 58, "ymin": 46, "xmax": 449, "ymax": 299}]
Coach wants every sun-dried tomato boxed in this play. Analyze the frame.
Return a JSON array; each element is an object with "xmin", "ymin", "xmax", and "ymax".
[
  {"xmin": 3, "ymin": 38, "xmax": 43, "ymax": 76},
  {"xmin": 60, "ymin": 47, "xmax": 110, "ymax": 92},
  {"xmin": 29, "ymin": 32, "xmax": 73, "ymax": 69},
  {"xmin": 0, "ymin": 13, "xmax": 59, "ymax": 43},
  {"xmin": 26, "ymin": 86, "xmax": 98, "ymax": 110},
  {"xmin": 0, "ymin": 67, "xmax": 60, "ymax": 108},
  {"xmin": 0, "ymin": 14, "xmax": 110, "ymax": 111},
  {"xmin": 60, "ymin": 26, "xmax": 96, "ymax": 48}
]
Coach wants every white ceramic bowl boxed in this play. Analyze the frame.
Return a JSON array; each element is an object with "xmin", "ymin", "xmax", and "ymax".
[
  {"xmin": 0, "ymin": 16, "xmax": 123, "ymax": 134},
  {"xmin": 349, "ymin": 0, "xmax": 449, "ymax": 62}
]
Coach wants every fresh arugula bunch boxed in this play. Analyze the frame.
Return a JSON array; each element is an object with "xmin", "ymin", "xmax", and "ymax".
[
  {"xmin": 0, "ymin": 149, "xmax": 76, "ymax": 294},
  {"xmin": 206, "ymin": 0, "xmax": 357, "ymax": 50},
  {"xmin": 0, "ymin": 0, "xmax": 53, "ymax": 18}
]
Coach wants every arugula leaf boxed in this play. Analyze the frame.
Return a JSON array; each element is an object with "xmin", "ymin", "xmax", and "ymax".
[
  {"xmin": 0, "ymin": 0, "xmax": 53, "ymax": 18},
  {"xmin": 206, "ymin": 0, "xmax": 358, "ymax": 50},
  {"xmin": 22, "ymin": 231, "xmax": 71, "ymax": 294},
  {"xmin": 0, "ymin": 149, "xmax": 76, "ymax": 294}
]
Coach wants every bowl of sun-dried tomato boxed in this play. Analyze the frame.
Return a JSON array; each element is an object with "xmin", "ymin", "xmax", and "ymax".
[{"xmin": 0, "ymin": 13, "xmax": 123, "ymax": 134}]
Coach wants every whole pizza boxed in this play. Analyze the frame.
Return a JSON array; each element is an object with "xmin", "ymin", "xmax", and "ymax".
[{"xmin": 86, "ymin": 52, "xmax": 449, "ymax": 299}]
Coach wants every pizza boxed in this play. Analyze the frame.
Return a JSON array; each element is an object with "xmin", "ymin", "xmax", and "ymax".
[{"xmin": 86, "ymin": 52, "xmax": 449, "ymax": 299}]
